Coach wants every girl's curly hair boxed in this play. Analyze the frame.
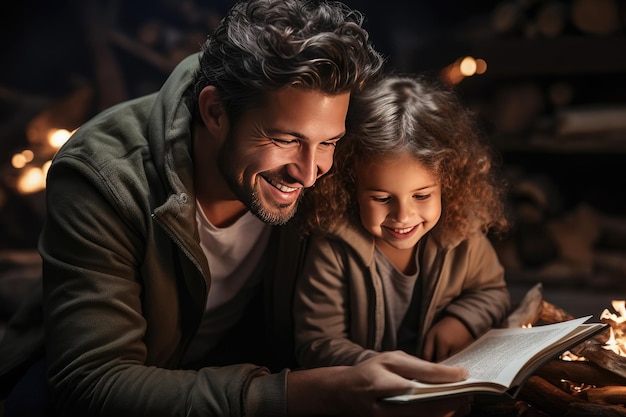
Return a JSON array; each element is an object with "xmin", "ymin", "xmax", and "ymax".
[{"xmin": 300, "ymin": 74, "xmax": 510, "ymax": 244}]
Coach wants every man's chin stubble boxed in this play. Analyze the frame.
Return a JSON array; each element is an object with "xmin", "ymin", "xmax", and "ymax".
[{"xmin": 249, "ymin": 190, "xmax": 299, "ymax": 226}]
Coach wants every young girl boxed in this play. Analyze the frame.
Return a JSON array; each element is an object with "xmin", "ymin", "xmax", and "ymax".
[{"xmin": 294, "ymin": 74, "xmax": 511, "ymax": 369}]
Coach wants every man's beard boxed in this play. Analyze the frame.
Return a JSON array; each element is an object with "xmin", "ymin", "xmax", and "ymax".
[
  {"xmin": 249, "ymin": 185, "xmax": 303, "ymax": 225},
  {"xmin": 217, "ymin": 141, "xmax": 303, "ymax": 226}
]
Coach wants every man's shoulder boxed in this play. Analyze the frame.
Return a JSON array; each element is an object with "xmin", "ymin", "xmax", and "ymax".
[{"xmin": 55, "ymin": 94, "xmax": 156, "ymax": 164}]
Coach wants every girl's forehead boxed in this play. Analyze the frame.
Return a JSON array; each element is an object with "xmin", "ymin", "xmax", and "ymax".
[
  {"xmin": 358, "ymin": 154, "xmax": 429, "ymax": 171},
  {"xmin": 356, "ymin": 156, "xmax": 438, "ymax": 184}
]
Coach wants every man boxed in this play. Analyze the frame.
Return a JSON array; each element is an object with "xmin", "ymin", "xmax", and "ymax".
[{"xmin": 0, "ymin": 0, "xmax": 470, "ymax": 416}]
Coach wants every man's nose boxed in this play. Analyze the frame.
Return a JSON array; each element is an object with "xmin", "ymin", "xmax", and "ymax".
[{"xmin": 287, "ymin": 148, "xmax": 330, "ymax": 188}]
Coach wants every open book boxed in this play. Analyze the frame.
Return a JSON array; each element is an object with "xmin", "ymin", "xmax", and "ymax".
[{"xmin": 385, "ymin": 316, "xmax": 607, "ymax": 402}]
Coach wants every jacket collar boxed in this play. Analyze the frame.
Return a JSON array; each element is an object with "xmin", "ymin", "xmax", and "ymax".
[
  {"xmin": 149, "ymin": 54, "xmax": 208, "ymax": 277},
  {"xmin": 149, "ymin": 53, "xmax": 199, "ymax": 197},
  {"xmin": 330, "ymin": 219, "xmax": 458, "ymax": 268}
]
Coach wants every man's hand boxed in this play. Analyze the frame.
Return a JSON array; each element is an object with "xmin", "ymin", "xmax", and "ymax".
[
  {"xmin": 287, "ymin": 350, "xmax": 470, "ymax": 417},
  {"xmin": 423, "ymin": 316, "xmax": 474, "ymax": 362}
]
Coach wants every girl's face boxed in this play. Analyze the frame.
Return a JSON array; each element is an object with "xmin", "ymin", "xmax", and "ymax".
[{"xmin": 356, "ymin": 154, "xmax": 442, "ymax": 253}]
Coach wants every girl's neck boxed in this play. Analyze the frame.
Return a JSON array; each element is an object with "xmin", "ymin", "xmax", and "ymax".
[{"xmin": 376, "ymin": 239, "xmax": 418, "ymax": 275}]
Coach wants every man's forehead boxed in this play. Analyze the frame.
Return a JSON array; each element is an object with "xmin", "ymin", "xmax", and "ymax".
[{"xmin": 247, "ymin": 87, "xmax": 350, "ymax": 138}]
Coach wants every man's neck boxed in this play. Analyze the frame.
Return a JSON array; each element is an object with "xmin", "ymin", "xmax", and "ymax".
[
  {"xmin": 198, "ymin": 198, "xmax": 248, "ymax": 228},
  {"xmin": 193, "ymin": 121, "xmax": 248, "ymax": 228}
]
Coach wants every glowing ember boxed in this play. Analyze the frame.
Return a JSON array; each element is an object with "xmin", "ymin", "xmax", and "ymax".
[
  {"xmin": 600, "ymin": 300, "xmax": 626, "ymax": 357},
  {"xmin": 558, "ymin": 300, "xmax": 626, "ymax": 361}
]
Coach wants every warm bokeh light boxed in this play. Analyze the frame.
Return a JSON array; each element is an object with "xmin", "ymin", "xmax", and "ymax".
[
  {"xmin": 16, "ymin": 166, "xmax": 46, "ymax": 194},
  {"xmin": 475, "ymin": 58, "xmax": 487, "ymax": 74},
  {"xmin": 441, "ymin": 62, "xmax": 464, "ymax": 85},
  {"xmin": 441, "ymin": 56, "xmax": 487, "ymax": 86},
  {"xmin": 11, "ymin": 150, "xmax": 35, "ymax": 169},
  {"xmin": 48, "ymin": 128, "xmax": 73, "ymax": 149},
  {"xmin": 11, "ymin": 154, "xmax": 27, "ymax": 169},
  {"xmin": 12, "ymin": 130, "xmax": 71, "ymax": 194},
  {"xmin": 22, "ymin": 149, "xmax": 34, "ymax": 162},
  {"xmin": 459, "ymin": 56, "xmax": 477, "ymax": 76},
  {"xmin": 42, "ymin": 160, "xmax": 52, "ymax": 178}
]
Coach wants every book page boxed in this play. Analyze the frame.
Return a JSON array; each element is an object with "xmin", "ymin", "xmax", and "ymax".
[
  {"xmin": 385, "ymin": 316, "xmax": 597, "ymax": 402},
  {"xmin": 438, "ymin": 316, "xmax": 592, "ymax": 387}
]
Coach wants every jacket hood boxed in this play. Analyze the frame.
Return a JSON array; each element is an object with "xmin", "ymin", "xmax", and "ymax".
[{"xmin": 148, "ymin": 53, "xmax": 199, "ymax": 195}]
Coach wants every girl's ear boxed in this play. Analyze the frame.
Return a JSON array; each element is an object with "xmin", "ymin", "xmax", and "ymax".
[{"xmin": 198, "ymin": 86, "xmax": 227, "ymax": 135}]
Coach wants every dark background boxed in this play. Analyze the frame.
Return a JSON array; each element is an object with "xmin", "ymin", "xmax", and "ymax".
[{"xmin": 1, "ymin": 0, "xmax": 625, "ymax": 318}]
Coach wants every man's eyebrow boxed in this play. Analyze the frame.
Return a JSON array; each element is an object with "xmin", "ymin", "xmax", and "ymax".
[{"xmin": 266, "ymin": 129, "xmax": 346, "ymax": 141}]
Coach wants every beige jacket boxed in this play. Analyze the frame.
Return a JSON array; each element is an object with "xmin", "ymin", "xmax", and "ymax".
[{"xmin": 294, "ymin": 222, "xmax": 510, "ymax": 368}]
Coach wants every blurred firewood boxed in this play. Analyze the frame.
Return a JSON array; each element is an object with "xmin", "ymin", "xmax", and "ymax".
[
  {"xmin": 519, "ymin": 375, "xmax": 626, "ymax": 416},
  {"xmin": 572, "ymin": 0, "xmax": 620, "ymax": 36},
  {"xmin": 536, "ymin": 359, "xmax": 626, "ymax": 387},
  {"xmin": 556, "ymin": 106, "xmax": 626, "ymax": 135},
  {"xmin": 567, "ymin": 401, "xmax": 626, "ymax": 417},
  {"xmin": 573, "ymin": 341, "xmax": 626, "ymax": 380},
  {"xmin": 540, "ymin": 300, "xmax": 575, "ymax": 324},
  {"xmin": 25, "ymin": 84, "xmax": 93, "ymax": 150},
  {"xmin": 77, "ymin": 0, "xmax": 128, "ymax": 111},
  {"xmin": 470, "ymin": 396, "xmax": 549, "ymax": 416},
  {"xmin": 108, "ymin": 30, "xmax": 177, "ymax": 74},
  {"xmin": 506, "ymin": 282, "xmax": 544, "ymax": 327},
  {"xmin": 491, "ymin": 1, "xmax": 526, "ymax": 35},
  {"xmin": 536, "ymin": 2, "xmax": 568, "ymax": 38},
  {"xmin": 519, "ymin": 375, "xmax": 587, "ymax": 415},
  {"xmin": 585, "ymin": 386, "xmax": 626, "ymax": 406}
]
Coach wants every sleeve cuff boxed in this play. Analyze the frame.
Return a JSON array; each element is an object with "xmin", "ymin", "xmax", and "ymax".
[{"xmin": 244, "ymin": 368, "xmax": 289, "ymax": 417}]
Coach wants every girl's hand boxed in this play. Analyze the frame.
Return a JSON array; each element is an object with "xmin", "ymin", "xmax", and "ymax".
[{"xmin": 423, "ymin": 316, "xmax": 474, "ymax": 362}]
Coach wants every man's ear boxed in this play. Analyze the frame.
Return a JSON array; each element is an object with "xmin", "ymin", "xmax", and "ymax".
[{"xmin": 198, "ymin": 86, "xmax": 227, "ymax": 134}]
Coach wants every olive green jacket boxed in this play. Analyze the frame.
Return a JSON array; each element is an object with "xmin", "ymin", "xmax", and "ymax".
[
  {"xmin": 0, "ymin": 55, "xmax": 305, "ymax": 416},
  {"xmin": 294, "ymin": 222, "xmax": 510, "ymax": 368}
]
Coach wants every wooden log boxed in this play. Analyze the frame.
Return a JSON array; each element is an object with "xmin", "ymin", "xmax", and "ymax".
[
  {"xmin": 540, "ymin": 300, "xmax": 574, "ymax": 324},
  {"xmin": 77, "ymin": 0, "xmax": 128, "ymax": 111},
  {"xmin": 556, "ymin": 106, "xmax": 626, "ymax": 135},
  {"xmin": 567, "ymin": 401, "xmax": 626, "ymax": 417},
  {"xmin": 470, "ymin": 396, "xmax": 549, "ymax": 416},
  {"xmin": 520, "ymin": 373, "xmax": 626, "ymax": 416},
  {"xmin": 536, "ymin": 2, "xmax": 568, "ymax": 38},
  {"xmin": 506, "ymin": 283, "xmax": 544, "ymax": 328},
  {"xmin": 571, "ymin": 0, "xmax": 620, "ymax": 36},
  {"xmin": 108, "ymin": 30, "xmax": 177, "ymax": 74},
  {"xmin": 491, "ymin": 1, "xmax": 526, "ymax": 34},
  {"xmin": 535, "ymin": 359, "xmax": 626, "ymax": 387},
  {"xmin": 518, "ymin": 375, "xmax": 586, "ymax": 415},
  {"xmin": 574, "ymin": 341, "xmax": 626, "ymax": 380},
  {"xmin": 585, "ymin": 386, "xmax": 626, "ymax": 405}
]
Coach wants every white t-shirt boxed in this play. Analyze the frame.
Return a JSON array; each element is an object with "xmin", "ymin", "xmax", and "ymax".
[{"xmin": 182, "ymin": 201, "xmax": 272, "ymax": 365}]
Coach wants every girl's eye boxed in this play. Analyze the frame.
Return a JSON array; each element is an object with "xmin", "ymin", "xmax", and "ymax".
[
  {"xmin": 372, "ymin": 196, "xmax": 391, "ymax": 203},
  {"xmin": 414, "ymin": 194, "xmax": 430, "ymax": 201}
]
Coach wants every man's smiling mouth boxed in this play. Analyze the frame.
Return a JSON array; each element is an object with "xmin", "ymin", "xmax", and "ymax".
[{"xmin": 265, "ymin": 177, "xmax": 299, "ymax": 193}]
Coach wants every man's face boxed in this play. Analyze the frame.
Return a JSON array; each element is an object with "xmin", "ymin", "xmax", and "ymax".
[{"xmin": 219, "ymin": 87, "xmax": 350, "ymax": 225}]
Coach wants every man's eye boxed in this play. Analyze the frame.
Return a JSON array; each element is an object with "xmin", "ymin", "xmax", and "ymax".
[{"xmin": 271, "ymin": 138, "xmax": 296, "ymax": 146}]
